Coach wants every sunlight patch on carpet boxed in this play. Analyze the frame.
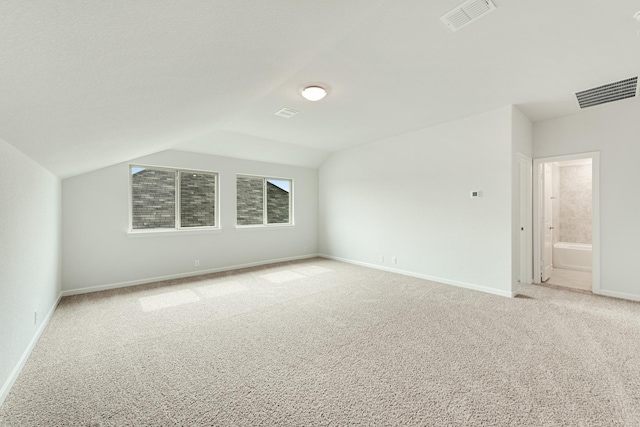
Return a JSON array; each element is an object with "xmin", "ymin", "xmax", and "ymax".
[
  {"xmin": 260, "ymin": 270, "xmax": 305, "ymax": 284},
  {"xmin": 292, "ymin": 265, "xmax": 333, "ymax": 276},
  {"xmin": 139, "ymin": 289, "xmax": 201, "ymax": 312},
  {"xmin": 196, "ymin": 281, "xmax": 245, "ymax": 299}
]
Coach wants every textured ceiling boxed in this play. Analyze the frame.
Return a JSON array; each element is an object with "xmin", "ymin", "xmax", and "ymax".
[{"xmin": 2, "ymin": 0, "xmax": 640, "ymax": 177}]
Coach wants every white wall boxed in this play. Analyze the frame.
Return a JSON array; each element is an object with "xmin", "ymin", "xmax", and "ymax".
[
  {"xmin": 534, "ymin": 100, "xmax": 640, "ymax": 301},
  {"xmin": 62, "ymin": 150, "xmax": 318, "ymax": 293},
  {"xmin": 512, "ymin": 106, "xmax": 534, "ymax": 159},
  {"xmin": 0, "ymin": 138, "xmax": 61, "ymax": 405},
  {"xmin": 319, "ymin": 107, "xmax": 515, "ymax": 297}
]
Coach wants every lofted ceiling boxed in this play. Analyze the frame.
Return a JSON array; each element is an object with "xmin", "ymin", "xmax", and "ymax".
[{"xmin": 1, "ymin": 0, "xmax": 640, "ymax": 178}]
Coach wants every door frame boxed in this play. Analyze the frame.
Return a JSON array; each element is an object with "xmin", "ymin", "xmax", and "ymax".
[
  {"xmin": 541, "ymin": 162, "xmax": 554, "ymax": 282},
  {"xmin": 532, "ymin": 152, "xmax": 600, "ymax": 293}
]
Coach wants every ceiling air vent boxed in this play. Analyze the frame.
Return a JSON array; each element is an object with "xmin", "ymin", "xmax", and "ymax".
[
  {"xmin": 440, "ymin": 0, "xmax": 496, "ymax": 32},
  {"xmin": 274, "ymin": 108, "xmax": 298, "ymax": 118},
  {"xmin": 575, "ymin": 77, "xmax": 638, "ymax": 109}
]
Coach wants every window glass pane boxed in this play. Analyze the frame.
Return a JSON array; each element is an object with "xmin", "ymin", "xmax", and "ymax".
[
  {"xmin": 266, "ymin": 179, "xmax": 291, "ymax": 224},
  {"xmin": 237, "ymin": 176, "xmax": 264, "ymax": 225},
  {"xmin": 131, "ymin": 168, "xmax": 175, "ymax": 229},
  {"xmin": 180, "ymin": 172, "xmax": 216, "ymax": 228}
]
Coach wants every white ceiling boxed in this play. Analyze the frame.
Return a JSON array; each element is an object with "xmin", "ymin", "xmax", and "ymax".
[{"xmin": 2, "ymin": 0, "xmax": 640, "ymax": 178}]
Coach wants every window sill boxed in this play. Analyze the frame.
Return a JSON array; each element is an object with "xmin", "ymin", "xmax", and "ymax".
[
  {"xmin": 127, "ymin": 228, "xmax": 222, "ymax": 237},
  {"xmin": 235, "ymin": 224, "xmax": 295, "ymax": 232}
]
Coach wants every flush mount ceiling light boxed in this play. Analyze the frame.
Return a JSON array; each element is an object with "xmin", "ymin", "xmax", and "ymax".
[{"xmin": 301, "ymin": 86, "xmax": 327, "ymax": 101}]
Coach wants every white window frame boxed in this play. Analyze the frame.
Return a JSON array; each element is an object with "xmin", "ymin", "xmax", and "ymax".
[
  {"xmin": 129, "ymin": 164, "xmax": 220, "ymax": 233},
  {"xmin": 236, "ymin": 174, "xmax": 294, "ymax": 228}
]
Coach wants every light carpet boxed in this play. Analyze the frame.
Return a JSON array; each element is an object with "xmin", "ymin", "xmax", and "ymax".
[{"xmin": 1, "ymin": 258, "xmax": 639, "ymax": 426}]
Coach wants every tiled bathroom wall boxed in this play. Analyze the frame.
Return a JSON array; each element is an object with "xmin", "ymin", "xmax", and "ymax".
[
  {"xmin": 552, "ymin": 163, "xmax": 560, "ymax": 244},
  {"xmin": 559, "ymin": 164, "xmax": 592, "ymax": 244}
]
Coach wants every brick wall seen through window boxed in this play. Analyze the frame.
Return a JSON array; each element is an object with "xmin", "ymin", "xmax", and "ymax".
[
  {"xmin": 237, "ymin": 176, "xmax": 291, "ymax": 226},
  {"xmin": 131, "ymin": 166, "xmax": 217, "ymax": 230}
]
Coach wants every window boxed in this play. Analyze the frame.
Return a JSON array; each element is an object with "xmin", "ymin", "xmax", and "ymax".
[
  {"xmin": 236, "ymin": 175, "xmax": 292, "ymax": 226},
  {"xmin": 130, "ymin": 166, "xmax": 218, "ymax": 231}
]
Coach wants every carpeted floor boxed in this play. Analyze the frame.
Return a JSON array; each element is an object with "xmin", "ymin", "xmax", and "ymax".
[{"xmin": 1, "ymin": 258, "xmax": 639, "ymax": 426}]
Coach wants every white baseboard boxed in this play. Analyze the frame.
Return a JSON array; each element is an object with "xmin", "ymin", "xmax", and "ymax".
[
  {"xmin": 593, "ymin": 288, "xmax": 640, "ymax": 302},
  {"xmin": 319, "ymin": 254, "xmax": 515, "ymax": 298},
  {"xmin": 0, "ymin": 293, "xmax": 62, "ymax": 408},
  {"xmin": 61, "ymin": 254, "xmax": 319, "ymax": 297}
]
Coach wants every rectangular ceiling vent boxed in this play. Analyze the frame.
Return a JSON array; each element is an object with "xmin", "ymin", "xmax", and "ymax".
[
  {"xmin": 274, "ymin": 108, "xmax": 298, "ymax": 118},
  {"xmin": 440, "ymin": 0, "xmax": 496, "ymax": 32},
  {"xmin": 575, "ymin": 77, "xmax": 638, "ymax": 109}
]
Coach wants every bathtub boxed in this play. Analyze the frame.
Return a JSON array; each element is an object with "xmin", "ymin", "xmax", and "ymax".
[{"xmin": 553, "ymin": 242, "xmax": 592, "ymax": 272}]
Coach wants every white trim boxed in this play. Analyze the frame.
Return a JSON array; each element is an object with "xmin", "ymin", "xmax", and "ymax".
[
  {"xmin": 234, "ymin": 224, "xmax": 296, "ymax": 231},
  {"xmin": 592, "ymin": 154, "xmax": 601, "ymax": 294},
  {"xmin": 0, "ymin": 293, "xmax": 62, "ymax": 407},
  {"xmin": 60, "ymin": 254, "xmax": 318, "ymax": 297},
  {"xmin": 533, "ymin": 152, "xmax": 600, "ymax": 293},
  {"xmin": 318, "ymin": 254, "xmax": 515, "ymax": 298},
  {"xmin": 594, "ymin": 289, "xmax": 640, "ymax": 302},
  {"xmin": 236, "ymin": 172, "xmax": 293, "ymax": 181},
  {"xmin": 127, "ymin": 228, "xmax": 223, "ymax": 237}
]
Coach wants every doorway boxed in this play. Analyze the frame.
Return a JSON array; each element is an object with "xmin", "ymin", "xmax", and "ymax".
[{"xmin": 533, "ymin": 152, "xmax": 600, "ymax": 293}]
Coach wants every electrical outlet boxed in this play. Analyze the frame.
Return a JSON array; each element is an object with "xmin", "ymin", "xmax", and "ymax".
[
  {"xmin": 195, "ymin": 259, "xmax": 200, "ymax": 267},
  {"xmin": 303, "ymin": 246, "xmax": 307, "ymax": 252},
  {"xmin": 34, "ymin": 310, "xmax": 38, "ymax": 325},
  {"xmin": 379, "ymin": 255, "xmax": 384, "ymax": 263},
  {"xmin": 391, "ymin": 257, "xmax": 398, "ymax": 265}
]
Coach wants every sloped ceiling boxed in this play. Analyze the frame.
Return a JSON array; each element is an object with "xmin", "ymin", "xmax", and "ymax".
[{"xmin": 1, "ymin": 0, "xmax": 640, "ymax": 178}]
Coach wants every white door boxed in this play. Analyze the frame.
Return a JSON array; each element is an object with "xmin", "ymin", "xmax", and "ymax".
[
  {"xmin": 518, "ymin": 155, "xmax": 532, "ymax": 284},
  {"xmin": 542, "ymin": 164, "xmax": 553, "ymax": 281}
]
